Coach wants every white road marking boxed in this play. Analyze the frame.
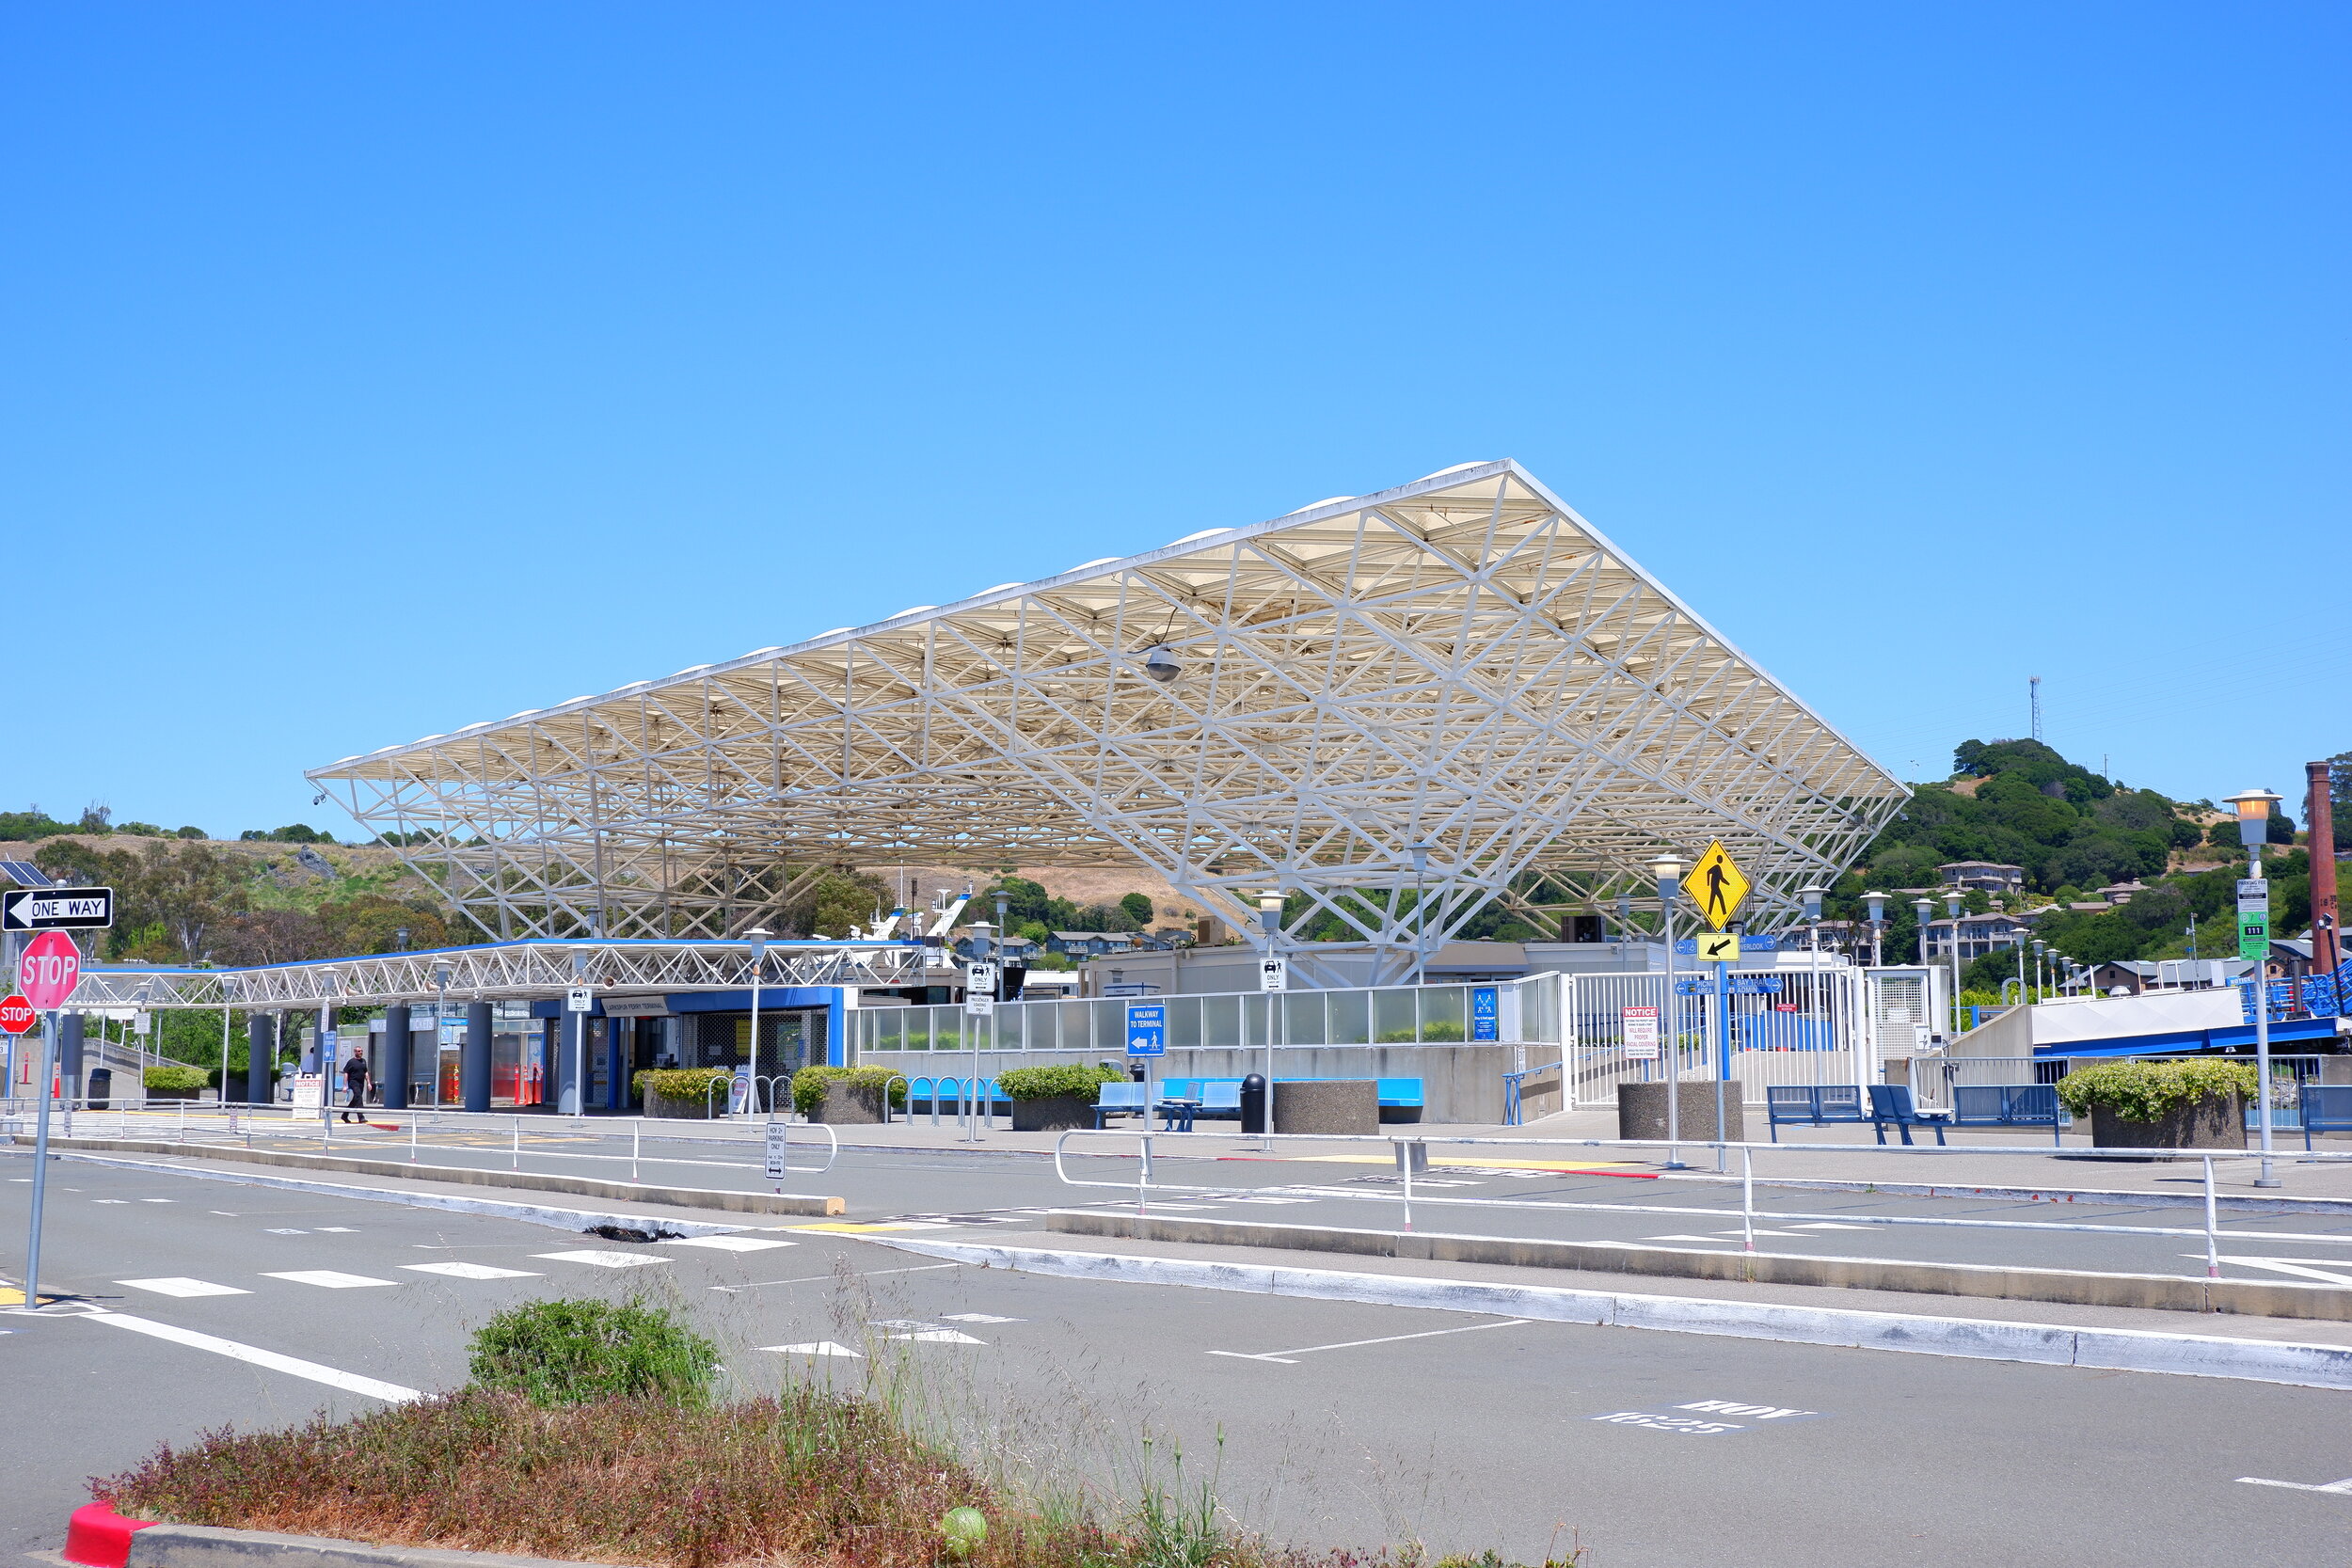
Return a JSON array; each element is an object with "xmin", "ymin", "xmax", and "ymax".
[
  {"xmin": 1643, "ymin": 1234, "xmax": 1739, "ymax": 1245},
  {"xmin": 709, "ymin": 1262, "xmax": 960, "ymax": 1293},
  {"xmin": 1790, "ymin": 1222, "xmax": 1874, "ymax": 1230},
  {"xmin": 1208, "ymin": 1318, "xmax": 1533, "ymax": 1365},
  {"xmin": 401, "ymin": 1262, "xmax": 541, "ymax": 1280},
  {"xmin": 888, "ymin": 1328, "xmax": 986, "ymax": 1344},
  {"xmin": 2189, "ymin": 1255, "xmax": 2352, "ymax": 1286},
  {"xmin": 762, "ymin": 1340, "xmax": 862, "ymax": 1357},
  {"xmin": 84, "ymin": 1311, "xmax": 421, "ymax": 1402},
  {"xmin": 2237, "ymin": 1475, "xmax": 2352, "ymax": 1494},
  {"xmin": 209, "ymin": 1212, "xmax": 239, "ymax": 1216},
  {"xmin": 93, "ymin": 1199, "xmax": 130, "ymax": 1205},
  {"xmin": 533, "ymin": 1249, "xmax": 667, "ymax": 1269},
  {"xmin": 660, "ymin": 1236, "xmax": 796, "ymax": 1253},
  {"xmin": 263, "ymin": 1227, "xmax": 309, "ymax": 1235},
  {"xmin": 940, "ymin": 1313, "xmax": 1023, "ymax": 1323},
  {"xmin": 1715, "ymin": 1229, "xmax": 1807, "ymax": 1238},
  {"xmin": 139, "ymin": 1198, "xmax": 174, "ymax": 1204},
  {"xmin": 262, "ymin": 1270, "xmax": 398, "ymax": 1289},
  {"xmin": 116, "ymin": 1277, "xmax": 251, "ymax": 1298},
  {"xmin": 317, "ymin": 1226, "xmax": 358, "ymax": 1233}
]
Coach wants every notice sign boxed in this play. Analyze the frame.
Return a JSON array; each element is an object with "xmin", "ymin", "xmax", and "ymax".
[
  {"xmin": 765, "ymin": 1120, "xmax": 788, "ymax": 1180},
  {"xmin": 1471, "ymin": 986, "xmax": 1499, "ymax": 1041},
  {"xmin": 1622, "ymin": 1006, "xmax": 1661, "ymax": 1060}
]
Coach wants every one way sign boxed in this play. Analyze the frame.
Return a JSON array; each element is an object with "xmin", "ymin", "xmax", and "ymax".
[{"xmin": 2, "ymin": 886, "xmax": 114, "ymax": 931}]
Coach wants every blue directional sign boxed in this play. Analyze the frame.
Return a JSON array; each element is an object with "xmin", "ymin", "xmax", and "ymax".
[
  {"xmin": 1471, "ymin": 986, "xmax": 1499, "ymax": 1041},
  {"xmin": 1730, "ymin": 976, "xmax": 1785, "ymax": 996},
  {"xmin": 1124, "ymin": 1002, "xmax": 1167, "ymax": 1057},
  {"xmin": 1677, "ymin": 933, "xmax": 1777, "ymax": 956}
]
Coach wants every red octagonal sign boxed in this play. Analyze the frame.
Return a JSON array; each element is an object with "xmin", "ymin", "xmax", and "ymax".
[
  {"xmin": 18, "ymin": 930, "xmax": 81, "ymax": 1011},
  {"xmin": 0, "ymin": 993, "xmax": 33, "ymax": 1035}
]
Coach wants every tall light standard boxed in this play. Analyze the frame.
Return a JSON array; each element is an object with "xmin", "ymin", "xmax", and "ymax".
[
  {"xmin": 1864, "ymin": 891, "xmax": 1887, "ymax": 968},
  {"xmin": 1945, "ymin": 891, "xmax": 1966, "ymax": 1035},
  {"xmin": 2032, "ymin": 939, "xmax": 2048, "ymax": 1002},
  {"xmin": 1652, "ymin": 854, "xmax": 1688, "ymax": 1171},
  {"xmin": 1407, "ymin": 843, "xmax": 1435, "ymax": 986},
  {"xmin": 1801, "ymin": 884, "xmax": 1828, "ymax": 1087},
  {"xmin": 744, "ymin": 927, "xmax": 771, "ymax": 1116},
  {"xmin": 2225, "ymin": 786, "xmax": 2284, "ymax": 1187},
  {"xmin": 431, "ymin": 959, "xmax": 453, "ymax": 1110},
  {"xmin": 1913, "ymin": 897, "xmax": 1938, "ymax": 1047},
  {"xmin": 1260, "ymin": 891, "xmax": 1285, "ymax": 1114}
]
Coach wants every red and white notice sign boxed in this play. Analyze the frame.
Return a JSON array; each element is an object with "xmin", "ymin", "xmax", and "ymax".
[{"xmin": 1622, "ymin": 1005, "xmax": 1661, "ymax": 1059}]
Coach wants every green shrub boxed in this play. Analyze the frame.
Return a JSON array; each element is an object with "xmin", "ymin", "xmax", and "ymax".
[
  {"xmin": 2055, "ymin": 1058, "xmax": 2256, "ymax": 1122},
  {"xmin": 144, "ymin": 1063, "xmax": 210, "ymax": 1092},
  {"xmin": 995, "ymin": 1064, "xmax": 1126, "ymax": 1103},
  {"xmin": 633, "ymin": 1068, "xmax": 732, "ymax": 1106},
  {"xmin": 467, "ymin": 1298, "xmax": 718, "ymax": 1407},
  {"xmin": 791, "ymin": 1065, "xmax": 908, "ymax": 1117},
  {"xmin": 1417, "ymin": 1021, "xmax": 1467, "ymax": 1042}
]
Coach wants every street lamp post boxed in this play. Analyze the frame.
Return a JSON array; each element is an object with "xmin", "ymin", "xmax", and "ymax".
[
  {"xmin": 1260, "ymin": 892, "xmax": 1285, "ymax": 1133},
  {"xmin": 1407, "ymin": 843, "xmax": 1434, "ymax": 987},
  {"xmin": 744, "ymin": 927, "xmax": 771, "ymax": 1117},
  {"xmin": 1864, "ymin": 891, "xmax": 1887, "ymax": 968},
  {"xmin": 1945, "ymin": 892, "xmax": 1966, "ymax": 1035},
  {"xmin": 1652, "ymin": 854, "xmax": 1687, "ymax": 1171},
  {"xmin": 431, "ymin": 960, "xmax": 453, "ymax": 1111},
  {"xmin": 1801, "ymin": 884, "xmax": 1828, "ymax": 1089},
  {"xmin": 2226, "ymin": 787, "xmax": 2285, "ymax": 1188},
  {"xmin": 1913, "ymin": 897, "xmax": 1936, "ymax": 1046}
]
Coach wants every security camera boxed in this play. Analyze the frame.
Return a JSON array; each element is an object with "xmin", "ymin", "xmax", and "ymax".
[{"xmin": 1143, "ymin": 647, "xmax": 1182, "ymax": 684}]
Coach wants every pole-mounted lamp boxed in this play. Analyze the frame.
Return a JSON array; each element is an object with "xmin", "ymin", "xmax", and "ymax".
[
  {"xmin": 2224, "ymin": 787, "xmax": 2286, "ymax": 1186},
  {"xmin": 1651, "ymin": 854, "xmax": 1688, "ymax": 1171},
  {"xmin": 1864, "ymin": 891, "xmax": 1887, "ymax": 968}
]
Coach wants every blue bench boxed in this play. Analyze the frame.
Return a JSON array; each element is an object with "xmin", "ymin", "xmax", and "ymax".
[
  {"xmin": 1095, "ymin": 1081, "xmax": 1149, "ymax": 1128},
  {"xmin": 2302, "ymin": 1085, "xmax": 2352, "ymax": 1150},
  {"xmin": 1948, "ymin": 1084, "xmax": 2064, "ymax": 1146},
  {"xmin": 1867, "ymin": 1085, "xmax": 1951, "ymax": 1146},
  {"xmin": 1764, "ymin": 1085, "xmax": 1867, "ymax": 1141}
]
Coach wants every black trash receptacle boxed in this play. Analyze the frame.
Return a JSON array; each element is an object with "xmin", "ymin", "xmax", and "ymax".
[
  {"xmin": 1240, "ymin": 1072, "xmax": 1267, "ymax": 1136},
  {"xmin": 87, "ymin": 1067, "xmax": 113, "ymax": 1109}
]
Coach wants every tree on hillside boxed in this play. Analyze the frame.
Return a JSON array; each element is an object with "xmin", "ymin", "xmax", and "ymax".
[{"xmin": 33, "ymin": 838, "xmax": 245, "ymax": 962}]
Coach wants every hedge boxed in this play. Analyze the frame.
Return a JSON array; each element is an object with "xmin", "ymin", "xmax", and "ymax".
[
  {"xmin": 144, "ymin": 1063, "xmax": 211, "ymax": 1093},
  {"xmin": 632, "ymin": 1068, "xmax": 733, "ymax": 1107},
  {"xmin": 2054, "ymin": 1058, "xmax": 2257, "ymax": 1122},
  {"xmin": 791, "ymin": 1065, "xmax": 908, "ymax": 1117},
  {"xmin": 994, "ymin": 1064, "xmax": 1126, "ymax": 1104}
]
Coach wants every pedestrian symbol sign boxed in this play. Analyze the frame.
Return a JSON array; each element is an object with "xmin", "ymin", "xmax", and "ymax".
[
  {"xmin": 1124, "ymin": 1002, "xmax": 1167, "ymax": 1057},
  {"xmin": 1687, "ymin": 841, "xmax": 1750, "ymax": 931},
  {"xmin": 1695, "ymin": 931, "xmax": 1740, "ymax": 964}
]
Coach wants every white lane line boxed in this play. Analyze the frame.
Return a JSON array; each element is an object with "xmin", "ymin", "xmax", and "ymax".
[
  {"xmin": 533, "ymin": 1250, "xmax": 667, "ymax": 1270},
  {"xmin": 762, "ymin": 1340, "xmax": 862, "ymax": 1357},
  {"xmin": 401, "ymin": 1262, "xmax": 541, "ymax": 1280},
  {"xmin": 659, "ymin": 1236, "xmax": 797, "ymax": 1253},
  {"xmin": 1790, "ymin": 1222, "xmax": 1874, "ymax": 1230},
  {"xmin": 887, "ymin": 1329, "xmax": 986, "ymax": 1344},
  {"xmin": 117, "ymin": 1278, "xmax": 252, "ymax": 1298},
  {"xmin": 1643, "ymin": 1235, "xmax": 1739, "ymax": 1245},
  {"xmin": 1208, "ymin": 1318, "xmax": 1533, "ymax": 1366},
  {"xmin": 709, "ymin": 1262, "xmax": 960, "ymax": 1294},
  {"xmin": 2190, "ymin": 1256, "xmax": 2352, "ymax": 1286},
  {"xmin": 1714, "ymin": 1229, "xmax": 1808, "ymax": 1238},
  {"xmin": 93, "ymin": 1199, "xmax": 130, "ymax": 1205},
  {"xmin": 262, "ymin": 1270, "xmax": 398, "ymax": 1290},
  {"xmin": 941, "ymin": 1313, "xmax": 1024, "ymax": 1323},
  {"xmin": 2237, "ymin": 1475, "xmax": 2352, "ymax": 1494},
  {"xmin": 317, "ymin": 1226, "xmax": 359, "ymax": 1233},
  {"xmin": 83, "ymin": 1311, "xmax": 421, "ymax": 1402}
]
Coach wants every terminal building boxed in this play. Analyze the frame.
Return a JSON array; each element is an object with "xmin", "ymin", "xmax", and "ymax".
[{"xmin": 56, "ymin": 461, "xmax": 1934, "ymax": 1120}]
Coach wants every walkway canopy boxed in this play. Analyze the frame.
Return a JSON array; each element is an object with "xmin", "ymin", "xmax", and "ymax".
[{"xmin": 308, "ymin": 461, "xmax": 1905, "ymax": 981}]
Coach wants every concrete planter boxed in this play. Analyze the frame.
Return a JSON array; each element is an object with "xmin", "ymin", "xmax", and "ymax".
[
  {"xmin": 646, "ymin": 1089, "xmax": 724, "ymax": 1119},
  {"xmin": 1272, "ymin": 1079, "xmax": 1377, "ymax": 1135},
  {"xmin": 1010, "ymin": 1093, "xmax": 1096, "ymax": 1132},
  {"xmin": 812, "ymin": 1080, "xmax": 884, "ymax": 1125},
  {"xmin": 1616, "ymin": 1080, "xmax": 1745, "ymax": 1145},
  {"xmin": 2090, "ymin": 1093, "xmax": 2245, "ymax": 1152}
]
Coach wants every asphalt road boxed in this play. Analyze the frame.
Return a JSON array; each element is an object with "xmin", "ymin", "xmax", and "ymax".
[
  {"xmin": 6, "ymin": 1153, "xmax": 2352, "ymax": 1567},
  {"xmin": 110, "ymin": 1119, "xmax": 2352, "ymax": 1288}
]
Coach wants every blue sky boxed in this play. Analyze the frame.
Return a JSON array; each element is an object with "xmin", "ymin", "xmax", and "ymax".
[{"xmin": 4, "ymin": 3, "xmax": 2345, "ymax": 839}]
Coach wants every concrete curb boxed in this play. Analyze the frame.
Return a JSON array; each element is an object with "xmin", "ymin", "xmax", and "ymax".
[
  {"xmin": 119, "ymin": 1523, "xmax": 596, "ymax": 1568},
  {"xmin": 8, "ymin": 1136, "xmax": 845, "ymax": 1216},
  {"xmin": 20, "ymin": 1150, "xmax": 756, "ymax": 1238},
  {"xmin": 867, "ymin": 1235, "xmax": 2352, "ymax": 1390},
  {"xmin": 1041, "ymin": 1210, "xmax": 2352, "ymax": 1321}
]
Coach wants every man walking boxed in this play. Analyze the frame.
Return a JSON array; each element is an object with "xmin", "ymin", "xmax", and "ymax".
[{"xmin": 339, "ymin": 1044, "xmax": 371, "ymax": 1123}]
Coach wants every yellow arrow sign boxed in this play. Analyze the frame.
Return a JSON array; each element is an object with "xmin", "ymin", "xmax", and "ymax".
[
  {"xmin": 1688, "ymin": 840, "xmax": 1751, "ymax": 931},
  {"xmin": 1695, "ymin": 931, "xmax": 1740, "ymax": 965}
]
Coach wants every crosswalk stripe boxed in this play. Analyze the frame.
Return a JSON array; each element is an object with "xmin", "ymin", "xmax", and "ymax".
[
  {"xmin": 116, "ymin": 1277, "xmax": 251, "ymax": 1298},
  {"xmin": 262, "ymin": 1270, "xmax": 398, "ymax": 1289},
  {"xmin": 532, "ymin": 1249, "xmax": 667, "ymax": 1269},
  {"xmin": 401, "ymin": 1262, "xmax": 542, "ymax": 1280}
]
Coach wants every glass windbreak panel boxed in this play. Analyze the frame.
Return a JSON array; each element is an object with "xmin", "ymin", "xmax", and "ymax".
[
  {"xmin": 1283, "ymin": 991, "xmax": 1327, "ymax": 1044},
  {"xmin": 1203, "ymin": 995, "xmax": 1240, "ymax": 1048},
  {"xmin": 1329, "ymin": 990, "xmax": 1370, "ymax": 1044},
  {"xmin": 1170, "ymin": 996, "xmax": 1202, "ymax": 1049},
  {"xmin": 1058, "ymin": 1001, "xmax": 1091, "ymax": 1052},
  {"xmin": 1092, "ymin": 1001, "xmax": 1123, "ymax": 1051},
  {"xmin": 1421, "ymin": 986, "xmax": 1467, "ymax": 1041},
  {"xmin": 1374, "ymin": 989, "xmax": 1418, "ymax": 1042},
  {"xmin": 876, "ymin": 1011, "xmax": 901, "ymax": 1051}
]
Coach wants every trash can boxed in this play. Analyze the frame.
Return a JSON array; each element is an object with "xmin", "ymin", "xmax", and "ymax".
[
  {"xmin": 1240, "ymin": 1072, "xmax": 1268, "ymax": 1135},
  {"xmin": 87, "ymin": 1067, "xmax": 112, "ymax": 1110}
]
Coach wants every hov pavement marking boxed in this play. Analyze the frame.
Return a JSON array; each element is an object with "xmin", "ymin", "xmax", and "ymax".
[
  {"xmin": 1207, "ymin": 1317, "xmax": 1533, "ymax": 1366},
  {"xmin": 2237, "ymin": 1474, "xmax": 2352, "ymax": 1495},
  {"xmin": 83, "ymin": 1311, "xmax": 421, "ymax": 1402},
  {"xmin": 117, "ymin": 1278, "xmax": 251, "ymax": 1298},
  {"xmin": 1589, "ymin": 1401, "xmax": 1825, "ymax": 1435}
]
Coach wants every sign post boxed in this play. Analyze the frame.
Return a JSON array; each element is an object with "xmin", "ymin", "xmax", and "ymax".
[
  {"xmin": 18, "ymin": 931, "xmax": 84, "ymax": 1316},
  {"xmin": 564, "ymin": 986, "xmax": 593, "ymax": 1117},
  {"xmin": 0, "ymin": 994, "xmax": 30, "ymax": 1101},
  {"xmin": 963, "ymin": 962, "xmax": 996, "ymax": 1143},
  {"xmin": 765, "ymin": 1118, "xmax": 788, "ymax": 1190},
  {"xmin": 1687, "ymin": 843, "xmax": 1751, "ymax": 1176}
]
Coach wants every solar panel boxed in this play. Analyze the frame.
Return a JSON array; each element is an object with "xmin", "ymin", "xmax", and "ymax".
[{"xmin": 0, "ymin": 860, "xmax": 53, "ymax": 887}]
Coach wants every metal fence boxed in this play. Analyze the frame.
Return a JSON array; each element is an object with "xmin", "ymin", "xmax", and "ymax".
[
  {"xmin": 1563, "ymin": 963, "xmax": 1871, "ymax": 1109},
  {"xmin": 1921, "ymin": 1053, "xmax": 2327, "ymax": 1121}
]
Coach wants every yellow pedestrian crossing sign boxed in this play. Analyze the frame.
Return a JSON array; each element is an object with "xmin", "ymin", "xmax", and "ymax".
[
  {"xmin": 1695, "ymin": 931, "xmax": 1740, "ymax": 964},
  {"xmin": 1688, "ymin": 840, "xmax": 1750, "ymax": 931}
]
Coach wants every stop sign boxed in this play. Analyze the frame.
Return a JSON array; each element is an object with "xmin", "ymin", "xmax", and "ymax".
[
  {"xmin": 18, "ymin": 931, "xmax": 81, "ymax": 1011},
  {"xmin": 0, "ymin": 994, "xmax": 32, "ymax": 1035}
]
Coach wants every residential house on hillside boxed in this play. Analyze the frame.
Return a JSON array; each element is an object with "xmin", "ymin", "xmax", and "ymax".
[
  {"xmin": 1939, "ymin": 861, "xmax": 2026, "ymax": 895},
  {"xmin": 1047, "ymin": 930, "xmax": 1142, "ymax": 958},
  {"xmin": 2095, "ymin": 880, "xmax": 2149, "ymax": 905},
  {"xmin": 1923, "ymin": 911, "xmax": 2027, "ymax": 962}
]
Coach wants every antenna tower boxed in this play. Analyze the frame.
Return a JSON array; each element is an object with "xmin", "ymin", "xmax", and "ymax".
[{"xmin": 2029, "ymin": 675, "xmax": 2042, "ymax": 742}]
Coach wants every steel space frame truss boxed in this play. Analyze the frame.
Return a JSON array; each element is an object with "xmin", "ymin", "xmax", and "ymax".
[
  {"xmin": 65, "ymin": 940, "xmax": 924, "ymax": 1011},
  {"xmin": 310, "ymin": 462, "xmax": 1907, "ymax": 987}
]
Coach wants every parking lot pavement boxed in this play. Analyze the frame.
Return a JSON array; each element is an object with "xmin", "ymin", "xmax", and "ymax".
[
  {"xmin": 59, "ymin": 1121, "xmax": 2352, "ymax": 1287},
  {"xmin": 7, "ymin": 1158, "xmax": 2352, "ymax": 1567}
]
